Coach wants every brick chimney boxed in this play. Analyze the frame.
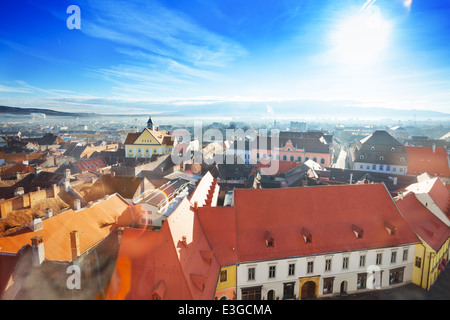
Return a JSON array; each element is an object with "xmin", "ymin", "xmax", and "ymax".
[
  {"xmin": 14, "ymin": 187, "xmax": 24, "ymax": 197},
  {"xmin": 45, "ymin": 208, "xmax": 53, "ymax": 218},
  {"xmin": 70, "ymin": 230, "xmax": 81, "ymax": 260},
  {"xmin": 31, "ymin": 235, "xmax": 45, "ymax": 266},
  {"xmin": 74, "ymin": 199, "xmax": 81, "ymax": 211},
  {"xmin": 29, "ymin": 218, "xmax": 43, "ymax": 232}
]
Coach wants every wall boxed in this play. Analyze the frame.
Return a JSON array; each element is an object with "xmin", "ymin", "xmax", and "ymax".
[
  {"xmin": 215, "ymin": 265, "xmax": 237, "ymax": 300},
  {"xmin": 0, "ymin": 187, "xmax": 59, "ymax": 218},
  {"xmin": 236, "ymin": 244, "xmax": 416, "ymax": 300}
]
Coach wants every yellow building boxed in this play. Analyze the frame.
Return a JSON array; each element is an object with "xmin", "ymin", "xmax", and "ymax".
[
  {"xmin": 396, "ymin": 193, "xmax": 450, "ymax": 291},
  {"xmin": 215, "ymin": 265, "xmax": 237, "ymax": 300},
  {"xmin": 124, "ymin": 117, "xmax": 174, "ymax": 158}
]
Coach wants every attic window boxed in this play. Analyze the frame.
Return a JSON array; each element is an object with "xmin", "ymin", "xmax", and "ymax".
[
  {"xmin": 264, "ymin": 231, "xmax": 274, "ymax": 247},
  {"xmin": 301, "ymin": 227, "xmax": 312, "ymax": 244},
  {"xmin": 360, "ymin": 155, "xmax": 364, "ymax": 160},
  {"xmin": 384, "ymin": 222, "xmax": 396, "ymax": 235},
  {"xmin": 200, "ymin": 250, "xmax": 213, "ymax": 265},
  {"xmin": 391, "ymin": 147, "xmax": 395, "ymax": 152},
  {"xmin": 379, "ymin": 156, "xmax": 384, "ymax": 161},
  {"xmin": 371, "ymin": 146, "xmax": 375, "ymax": 151},
  {"xmin": 400, "ymin": 157, "xmax": 405, "ymax": 162},
  {"xmin": 352, "ymin": 224, "xmax": 364, "ymax": 239}
]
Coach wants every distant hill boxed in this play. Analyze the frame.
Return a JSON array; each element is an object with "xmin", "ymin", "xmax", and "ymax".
[{"xmin": 0, "ymin": 105, "xmax": 94, "ymax": 117}]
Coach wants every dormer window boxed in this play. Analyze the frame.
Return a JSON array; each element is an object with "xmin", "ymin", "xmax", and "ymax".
[
  {"xmin": 391, "ymin": 147, "xmax": 395, "ymax": 152},
  {"xmin": 371, "ymin": 146, "xmax": 375, "ymax": 151},
  {"xmin": 400, "ymin": 158, "xmax": 405, "ymax": 162},
  {"xmin": 264, "ymin": 231, "xmax": 274, "ymax": 247},
  {"xmin": 360, "ymin": 155, "xmax": 364, "ymax": 160},
  {"xmin": 379, "ymin": 156, "xmax": 384, "ymax": 161},
  {"xmin": 384, "ymin": 222, "xmax": 396, "ymax": 235},
  {"xmin": 301, "ymin": 227, "xmax": 312, "ymax": 244},
  {"xmin": 352, "ymin": 224, "xmax": 364, "ymax": 239}
]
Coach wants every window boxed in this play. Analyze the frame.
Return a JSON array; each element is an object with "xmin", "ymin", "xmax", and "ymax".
[
  {"xmin": 283, "ymin": 155, "xmax": 287, "ymax": 161},
  {"xmin": 269, "ymin": 266, "xmax": 276, "ymax": 278},
  {"xmin": 290, "ymin": 156, "xmax": 294, "ymax": 161},
  {"xmin": 379, "ymin": 156, "xmax": 384, "ymax": 161},
  {"xmin": 376, "ymin": 253, "xmax": 383, "ymax": 265},
  {"xmin": 393, "ymin": 167, "xmax": 397, "ymax": 172},
  {"xmin": 220, "ymin": 270, "xmax": 227, "ymax": 282},
  {"xmin": 402, "ymin": 249, "xmax": 408, "ymax": 261},
  {"xmin": 325, "ymin": 259, "xmax": 332, "ymax": 272},
  {"xmin": 288, "ymin": 263, "xmax": 295, "ymax": 276},
  {"xmin": 391, "ymin": 147, "xmax": 395, "ymax": 152},
  {"xmin": 257, "ymin": 153, "xmax": 260, "ymax": 159},
  {"xmin": 342, "ymin": 257, "xmax": 349, "ymax": 269},
  {"xmin": 357, "ymin": 273, "xmax": 367, "ymax": 290},
  {"xmin": 360, "ymin": 165, "xmax": 363, "ymax": 169},
  {"xmin": 359, "ymin": 255, "xmax": 366, "ymax": 268},
  {"xmin": 307, "ymin": 261, "xmax": 314, "ymax": 274},
  {"xmin": 360, "ymin": 155, "xmax": 364, "ymax": 160},
  {"xmin": 415, "ymin": 257, "xmax": 422, "ymax": 268},
  {"xmin": 386, "ymin": 165, "xmax": 390, "ymax": 171},
  {"xmin": 248, "ymin": 267, "xmax": 255, "ymax": 281},
  {"xmin": 323, "ymin": 278, "xmax": 334, "ymax": 295},
  {"xmin": 283, "ymin": 282, "xmax": 295, "ymax": 300},
  {"xmin": 399, "ymin": 168, "xmax": 403, "ymax": 172},
  {"xmin": 371, "ymin": 146, "xmax": 375, "ymax": 150},
  {"xmin": 242, "ymin": 287, "xmax": 262, "ymax": 300},
  {"xmin": 321, "ymin": 158, "xmax": 325, "ymax": 164},
  {"xmin": 297, "ymin": 156, "xmax": 302, "ymax": 162},
  {"xmin": 379, "ymin": 165, "xmax": 384, "ymax": 170},
  {"xmin": 372, "ymin": 164, "xmax": 376, "ymax": 170},
  {"xmin": 389, "ymin": 268, "xmax": 404, "ymax": 285},
  {"xmin": 400, "ymin": 157, "xmax": 405, "ymax": 162},
  {"xmin": 391, "ymin": 251, "xmax": 397, "ymax": 264},
  {"xmin": 313, "ymin": 157, "xmax": 317, "ymax": 162}
]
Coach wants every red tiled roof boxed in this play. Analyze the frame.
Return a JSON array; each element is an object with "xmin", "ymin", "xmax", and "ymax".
[
  {"xmin": 76, "ymin": 158, "xmax": 107, "ymax": 172},
  {"xmin": 198, "ymin": 184, "xmax": 419, "ymax": 263},
  {"xmin": 396, "ymin": 193, "xmax": 450, "ymax": 252},
  {"xmin": 405, "ymin": 146, "xmax": 450, "ymax": 178},
  {"xmin": 106, "ymin": 198, "xmax": 220, "ymax": 300},
  {"xmin": 256, "ymin": 160, "xmax": 299, "ymax": 176}
]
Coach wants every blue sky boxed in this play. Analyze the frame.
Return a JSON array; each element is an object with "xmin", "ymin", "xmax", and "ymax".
[{"xmin": 0, "ymin": 0, "xmax": 449, "ymax": 115}]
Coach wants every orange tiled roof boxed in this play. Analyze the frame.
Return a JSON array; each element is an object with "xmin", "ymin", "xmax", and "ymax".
[
  {"xmin": 106, "ymin": 198, "xmax": 220, "ymax": 300},
  {"xmin": 197, "ymin": 184, "xmax": 419, "ymax": 263},
  {"xmin": 396, "ymin": 193, "xmax": 450, "ymax": 252},
  {"xmin": 405, "ymin": 146, "xmax": 450, "ymax": 178},
  {"xmin": 0, "ymin": 194, "xmax": 131, "ymax": 261}
]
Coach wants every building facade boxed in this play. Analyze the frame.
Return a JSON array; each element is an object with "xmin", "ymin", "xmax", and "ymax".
[
  {"xmin": 124, "ymin": 117, "xmax": 174, "ymax": 158},
  {"xmin": 351, "ymin": 130, "xmax": 409, "ymax": 175}
]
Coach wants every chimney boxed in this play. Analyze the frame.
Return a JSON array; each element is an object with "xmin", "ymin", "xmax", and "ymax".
[
  {"xmin": 398, "ymin": 190, "xmax": 404, "ymax": 200},
  {"xmin": 117, "ymin": 227, "xmax": 124, "ymax": 244},
  {"xmin": 74, "ymin": 199, "xmax": 81, "ymax": 210},
  {"xmin": 35, "ymin": 167, "xmax": 42, "ymax": 174},
  {"xmin": 70, "ymin": 231, "xmax": 81, "ymax": 260},
  {"xmin": 349, "ymin": 173, "xmax": 353, "ymax": 185},
  {"xmin": 31, "ymin": 235, "xmax": 45, "ymax": 266},
  {"xmin": 29, "ymin": 218, "xmax": 43, "ymax": 232},
  {"xmin": 393, "ymin": 177, "xmax": 398, "ymax": 186},
  {"xmin": 45, "ymin": 208, "xmax": 53, "ymax": 218},
  {"xmin": 52, "ymin": 184, "xmax": 59, "ymax": 198},
  {"xmin": 14, "ymin": 187, "xmax": 24, "ymax": 197},
  {"xmin": 432, "ymin": 143, "xmax": 436, "ymax": 153}
]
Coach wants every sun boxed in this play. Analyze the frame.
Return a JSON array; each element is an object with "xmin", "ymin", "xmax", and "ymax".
[{"xmin": 332, "ymin": 6, "xmax": 391, "ymax": 65}]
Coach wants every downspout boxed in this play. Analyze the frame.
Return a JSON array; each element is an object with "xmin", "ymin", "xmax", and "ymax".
[
  {"xmin": 420, "ymin": 243, "xmax": 426, "ymax": 289},
  {"xmin": 426, "ymin": 252, "xmax": 435, "ymax": 290}
]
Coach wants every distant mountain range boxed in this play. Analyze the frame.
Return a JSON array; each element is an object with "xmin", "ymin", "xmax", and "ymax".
[
  {"xmin": 0, "ymin": 105, "xmax": 94, "ymax": 117},
  {"xmin": 1, "ymin": 103, "xmax": 449, "ymax": 120}
]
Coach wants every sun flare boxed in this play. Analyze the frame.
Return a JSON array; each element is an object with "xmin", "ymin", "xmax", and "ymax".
[{"xmin": 333, "ymin": 6, "xmax": 391, "ymax": 64}]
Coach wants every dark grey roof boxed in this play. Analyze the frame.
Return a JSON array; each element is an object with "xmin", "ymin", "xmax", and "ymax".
[{"xmin": 355, "ymin": 130, "xmax": 408, "ymax": 165}]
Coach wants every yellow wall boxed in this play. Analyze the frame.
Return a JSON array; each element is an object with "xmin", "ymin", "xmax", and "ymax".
[
  {"xmin": 413, "ymin": 236, "xmax": 450, "ymax": 290},
  {"xmin": 215, "ymin": 265, "xmax": 237, "ymax": 300}
]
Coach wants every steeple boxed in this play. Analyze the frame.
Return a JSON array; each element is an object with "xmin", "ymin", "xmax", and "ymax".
[{"xmin": 147, "ymin": 116, "xmax": 153, "ymax": 130}]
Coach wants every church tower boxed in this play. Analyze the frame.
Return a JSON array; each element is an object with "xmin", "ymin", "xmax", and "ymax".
[{"xmin": 147, "ymin": 116, "xmax": 154, "ymax": 130}]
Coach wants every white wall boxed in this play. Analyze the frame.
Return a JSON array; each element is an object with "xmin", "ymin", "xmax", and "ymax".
[{"xmin": 236, "ymin": 244, "xmax": 416, "ymax": 300}]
